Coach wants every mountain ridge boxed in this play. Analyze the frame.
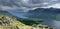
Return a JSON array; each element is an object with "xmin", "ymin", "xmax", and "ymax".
[{"xmin": 25, "ymin": 8, "xmax": 60, "ymax": 19}]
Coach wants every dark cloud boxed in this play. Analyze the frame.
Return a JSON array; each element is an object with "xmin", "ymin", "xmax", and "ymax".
[{"xmin": 0, "ymin": 0, "xmax": 60, "ymax": 11}]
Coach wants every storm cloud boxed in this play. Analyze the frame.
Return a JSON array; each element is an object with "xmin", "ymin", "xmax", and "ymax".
[{"xmin": 0, "ymin": 0, "xmax": 60, "ymax": 11}]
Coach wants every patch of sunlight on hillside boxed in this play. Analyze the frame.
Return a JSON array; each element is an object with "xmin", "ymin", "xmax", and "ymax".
[
  {"xmin": 24, "ymin": 26, "xmax": 33, "ymax": 29},
  {"xmin": 0, "ymin": 15, "xmax": 26, "ymax": 29},
  {"xmin": 12, "ymin": 18, "xmax": 25, "ymax": 27},
  {"xmin": 0, "ymin": 26, "xmax": 17, "ymax": 29},
  {"xmin": 0, "ymin": 15, "xmax": 34, "ymax": 29},
  {"xmin": 0, "ymin": 15, "xmax": 4, "ymax": 18}
]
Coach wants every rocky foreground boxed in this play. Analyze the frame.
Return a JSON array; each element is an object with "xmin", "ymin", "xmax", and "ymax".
[{"xmin": 0, "ymin": 15, "xmax": 31, "ymax": 29}]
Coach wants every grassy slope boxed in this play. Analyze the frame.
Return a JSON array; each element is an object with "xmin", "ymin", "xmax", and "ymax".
[
  {"xmin": 0, "ymin": 14, "xmax": 35, "ymax": 29},
  {"xmin": 0, "ymin": 15, "xmax": 26, "ymax": 29},
  {"xmin": 18, "ymin": 18, "xmax": 44, "ymax": 26}
]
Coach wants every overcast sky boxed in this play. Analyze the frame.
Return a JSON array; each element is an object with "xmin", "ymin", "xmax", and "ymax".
[{"xmin": 0, "ymin": 0, "xmax": 60, "ymax": 11}]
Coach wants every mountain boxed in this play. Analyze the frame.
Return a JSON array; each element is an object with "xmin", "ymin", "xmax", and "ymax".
[
  {"xmin": 7, "ymin": 10, "xmax": 27, "ymax": 18},
  {"xmin": 25, "ymin": 8, "xmax": 60, "ymax": 19},
  {"xmin": 0, "ymin": 10, "xmax": 47, "ymax": 29},
  {"xmin": 0, "ymin": 9, "xmax": 57, "ymax": 29},
  {"xmin": 0, "ymin": 10, "xmax": 36, "ymax": 29}
]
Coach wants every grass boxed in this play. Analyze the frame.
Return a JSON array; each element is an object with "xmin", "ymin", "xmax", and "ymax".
[
  {"xmin": 12, "ymin": 18, "xmax": 25, "ymax": 27},
  {"xmin": 0, "ymin": 15, "xmax": 26, "ymax": 29},
  {"xmin": 18, "ymin": 18, "xmax": 44, "ymax": 26}
]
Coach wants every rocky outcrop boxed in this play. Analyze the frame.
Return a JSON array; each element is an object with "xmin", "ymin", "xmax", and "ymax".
[{"xmin": 0, "ymin": 15, "xmax": 25, "ymax": 29}]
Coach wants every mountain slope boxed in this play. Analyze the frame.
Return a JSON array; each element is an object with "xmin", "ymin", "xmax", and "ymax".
[
  {"xmin": 0, "ymin": 14, "xmax": 25, "ymax": 29},
  {"xmin": 0, "ymin": 10, "xmax": 36, "ymax": 29},
  {"xmin": 25, "ymin": 8, "xmax": 60, "ymax": 19}
]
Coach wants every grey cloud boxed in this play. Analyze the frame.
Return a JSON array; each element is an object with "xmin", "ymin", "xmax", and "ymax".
[
  {"xmin": 0, "ymin": 0, "xmax": 60, "ymax": 11},
  {"xmin": 21, "ymin": 0, "xmax": 60, "ymax": 8}
]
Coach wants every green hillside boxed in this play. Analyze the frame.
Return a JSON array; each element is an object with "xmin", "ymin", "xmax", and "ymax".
[
  {"xmin": 18, "ymin": 18, "xmax": 44, "ymax": 26},
  {"xmin": 0, "ymin": 10, "xmax": 44, "ymax": 29},
  {"xmin": 0, "ymin": 15, "xmax": 26, "ymax": 29}
]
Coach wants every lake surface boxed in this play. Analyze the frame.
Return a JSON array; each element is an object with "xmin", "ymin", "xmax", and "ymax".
[{"xmin": 43, "ymin": 20, "xmax": 60, "ymax": 29}]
